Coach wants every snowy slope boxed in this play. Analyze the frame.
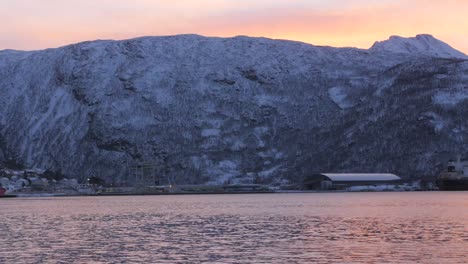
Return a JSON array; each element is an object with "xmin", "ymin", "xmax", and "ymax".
[
  {"xmin": 0, "ymin": 34, "xmax": 467, "ymax": 184},
  {"xmin": 370, "ymin": 34, "xmax": 467, "ymax": 59}
]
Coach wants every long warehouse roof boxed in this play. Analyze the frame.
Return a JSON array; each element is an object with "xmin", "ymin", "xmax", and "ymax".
[{"xmin": 321, "ymin": 173, "xmax": 401, "ymax": 182}]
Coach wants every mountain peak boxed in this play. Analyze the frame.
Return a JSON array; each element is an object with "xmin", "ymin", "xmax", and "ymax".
[{"xmin": 370, "ymin": 34, "xmax": 467, "ymax": 59}]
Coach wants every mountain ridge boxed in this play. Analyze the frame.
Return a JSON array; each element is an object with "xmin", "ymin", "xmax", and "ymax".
[
  {"xmin": 0, "ymin": 34, "xmax": 467, "ymax": 184},
  {"xmin": 370, "ymin": 34, "xmax": 467, "ymax": 59},
  {"xmin": 2, "ymin": 33, "xmax": 466, "ymax": 58}
]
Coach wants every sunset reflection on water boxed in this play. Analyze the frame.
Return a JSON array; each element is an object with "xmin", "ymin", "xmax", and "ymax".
[{"xmin": 0, "ymin": 193, "xmax": 467, "ymax": 263}]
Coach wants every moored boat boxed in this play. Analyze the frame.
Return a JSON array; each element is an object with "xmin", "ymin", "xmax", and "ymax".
[{"xmin": 436, "ymin": 158, "xmax": 468, "ymax": 191}]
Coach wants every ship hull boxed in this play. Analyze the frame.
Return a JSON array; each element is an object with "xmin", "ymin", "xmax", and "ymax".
[{"xmin": 436, "ymin": 179, "xmax": 468, "ymax": 191}]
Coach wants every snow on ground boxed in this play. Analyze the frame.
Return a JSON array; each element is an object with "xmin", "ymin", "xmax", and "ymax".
[
  {"xmin": 420, "ymin": 112, "xmax": 448, "ymax": 132},
  {"xmin": 255, "ymin": 95, "xmax": 276, "ymax": 106},
  {"xmin": 230, "ymin": 139, "xmax": 246, "ymax": 151},
  {"xmin": 201, "ymin": 128, "xmax": 220, "ymax": 137},
  {"xmin": 258, "ymin": 165, "xmax": 282, "ymax": 178},
  {"xmin": 433, "ymin": 89, "xmax": 468, "ymax": 106},
  {"xmin": 328, "ymin": 87, "xmax": 352, "ymax": 109}
]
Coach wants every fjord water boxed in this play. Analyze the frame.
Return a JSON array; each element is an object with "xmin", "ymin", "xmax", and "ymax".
[{"xmin": 1, "ymin": 193, "xmax": 467, "ymax": 263}]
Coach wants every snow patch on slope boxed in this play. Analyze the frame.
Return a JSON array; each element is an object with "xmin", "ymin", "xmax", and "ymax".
[
  {"xmin": 258, "ymin": 165, "xmax": 282, "ymax": 178},
  {"xmin": 202, "ymin": 129, "xmax": 221, "ymax": 137},
  {"xmin": 420, "ymin": 112, "xmax": 447, "ymax": 132},
  {"xmin": 328, "ymin": 87, "xmax": 352, "ymax": 109},
  {"xmin": 433, "ymin": 88, "xmax": 468, "ymax": 106}
]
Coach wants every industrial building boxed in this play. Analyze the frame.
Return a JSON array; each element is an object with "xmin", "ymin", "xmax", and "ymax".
[{"xmin": 304, "ymin": 173, "xmax": 402, "ymax": 190}]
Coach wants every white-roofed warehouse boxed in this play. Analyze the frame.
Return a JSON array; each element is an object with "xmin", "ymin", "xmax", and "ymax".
[{"xmin": 304, "ymin": 173, "xmax": 402, "ymax": 190}]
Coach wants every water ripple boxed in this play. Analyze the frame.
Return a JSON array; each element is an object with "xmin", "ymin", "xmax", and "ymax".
[{"xmin": 0, "ymin": 193, "xmax": 467, "ymax": 263}]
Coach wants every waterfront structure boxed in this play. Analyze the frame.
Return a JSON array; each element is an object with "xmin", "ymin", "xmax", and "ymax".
[
  {"xmin": 305, "ymin": 173, "xmax": 401, "ymax": 190},
  {"xmin": 436, "ymin": 157, "xmax": 468, "ymax": 191}
]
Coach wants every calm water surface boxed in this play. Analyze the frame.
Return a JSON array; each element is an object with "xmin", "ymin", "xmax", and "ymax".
[{"xmin": 1, "ymin": 192, "xmax": 467, "ymax": 263}]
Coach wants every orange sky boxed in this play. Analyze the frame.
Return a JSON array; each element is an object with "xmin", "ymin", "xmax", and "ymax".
[{"xmin": 0, "ymin": 0, "xmax": 467, "ymax": 53}]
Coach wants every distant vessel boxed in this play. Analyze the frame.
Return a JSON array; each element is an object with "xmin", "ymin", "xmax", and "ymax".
[{"xmin": 436, "ymin": 158, "xmax": 468, "ymax": 191}]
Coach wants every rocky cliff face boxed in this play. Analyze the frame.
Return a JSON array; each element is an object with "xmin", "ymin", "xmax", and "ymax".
[{"xmin": 0, "ymin": 34, "xmax": 467, "ymax": 184}]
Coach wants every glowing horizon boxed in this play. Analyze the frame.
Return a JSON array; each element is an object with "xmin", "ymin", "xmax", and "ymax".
[{"xmin": 0, "ymin": 0, "xmax": 467, "ymax": 54}]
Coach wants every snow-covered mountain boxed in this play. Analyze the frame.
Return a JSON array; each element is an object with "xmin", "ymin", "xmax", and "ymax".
[
  {"xmin": 370, "ymin": 34, "xmax": 467, "ymax": 59},
  {"xmin": 0, "ymin": 34, "xmax": 467, "ymax": 184}
]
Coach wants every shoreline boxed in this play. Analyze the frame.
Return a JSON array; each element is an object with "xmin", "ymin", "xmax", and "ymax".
[{"xmin": 2, "ymin": 189, "xmax": 450, "ymax": 198}]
